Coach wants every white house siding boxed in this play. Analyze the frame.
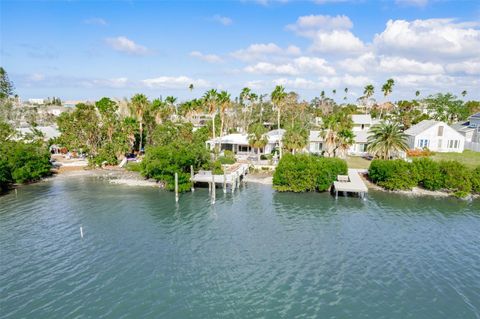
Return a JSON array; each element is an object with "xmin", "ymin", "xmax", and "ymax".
[{"xmin": 406, "ymin": 121, "xmax": 465, "ymax": 153}]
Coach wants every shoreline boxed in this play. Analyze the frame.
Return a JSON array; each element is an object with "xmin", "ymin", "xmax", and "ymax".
[{"xmin": 38, "ymin": 167, "xmax": 480, "ymax": 200}]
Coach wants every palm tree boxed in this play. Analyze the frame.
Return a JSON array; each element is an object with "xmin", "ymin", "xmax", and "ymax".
[
  {"xmin": 165, "ymin": 96, "xmax": 177, "ymax": 116},
  {"xmin": 248, "ymin": 123, "xmax": 268, "ymax": 161},
  {"xmin": 415, "ymin": 90, "xmax": 420, "ymax": 98},
  {"xmin": 189, "ymin": 83, "xmax": 194, "ymax": 91},
  {"xmin": 381, "ymin": 79, "xmax": 395, "ymax": 118},
  {"xmin": 332, "ymin": 89, "xmax": 337, "ymax": 96},
  {"xmin": 203, "ymin": 89, "xmax": 219, "ymax": 156},
  {"xmin": 344, "ymin": 87, "xmax": 348, "ymax": 101},
  {"xmin": 320, "ymin": 90, "xmax": 325, "ymax": 100},
  {"xmin": 382, "ymin": 79, "xmax": 394, "ymax": 98},
  {"xmin": 217, "ymin": 90, "xmax": 231, "ymax": 140},
  {"xmin": 367, "ymin": 122, "xmax": 408, "ymax": 160},
  {"xmin": 130, "ymin": 93, "xmax": 149, "ymax": 152},
  {"xmin": 461, "ymin": 90, "xmax": 467, "ymax": 98},
  {"xmin": 240, "ymin": 87, "xmax": 252, "ymax": 132},
  {"xmin": 282, "ymin": 125, "xmax": 308, "ymax": 155},
  {"xmin": 336, "ymin": 129, "xmax": 355, "ymax": 159},
  {"xmin": 363, "ymin": 84, "xmax": 375, "ymax": 114},
  {"xmin": 271, "ymin": 85, "xmax": 287, "ymax": 158}
]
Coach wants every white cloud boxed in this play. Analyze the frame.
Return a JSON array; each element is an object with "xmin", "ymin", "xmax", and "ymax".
[
  {"xmin": 231, "ymin": 43, "xmax": 301, "ymax": 62},
  {"xmin": 245, "ymin": 62, "xmax": 298, "ymax": 75},
  {"xmin": 28, "ymin": 73, "xmax": 45, "ymax": 82},
  {"xmin": 244, "ymin": 56, "xmax": 335, "ymax": 76},
  {"xmin": 395, "ymin": 0, "xmax": 428, "ymax": 7},
  {"xmin": 105, "ymin": 36, "xmax": 149, "ymax": 55},
  {"xmin": 338, "ymin": 53, "xmax": 376, "ymax": 73},
  {"xmin": 92, "ymin": 77, "xmax": 128, "ymax": 88},
  {"xmin": 84, "ymin": 18, "xmax": 108, "ymax": 26},
  {"xmin": 142, "ymin": 76, "xmax": 210, "ymax": 89},
  {"xmin": 309, "ymin": 30, "xmax": 366, "ymax": 53},
  {"xmin": 446, "ymin": 60, "xmax": 480, "ymax": 75},
  {"xmin": 286, "ymin": 14, "xmax": 353, "ymax": 34},
  {"xmin": 287, "ymin": 15, "xmax": 365, "ymax": 54},
  {"xmin": 212, "ymin": 15, "xmax": 233, "ymax": 26},
  {"xmin": 190, "ymin": 51, "xmax": 223, "ymax": 63},
  {"xmin": 379, "ymin": 56, "xmax": 444, "ymax": 75},
  {"xmin": 373, "ymin": 19, "xmax": 480, "ymax": 60}
]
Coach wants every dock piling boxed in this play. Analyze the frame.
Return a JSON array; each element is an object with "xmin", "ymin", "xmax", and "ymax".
[
  {"xmin": 175, "ymin": 172, "xmax": 179, "ymax": 203},
  {"xmin": 223, "ymin": 170, "xmax": 227, "ymax": 194},
  {"xmin": 190, "ymin": 165, "xmax": 195, "ymax": 192}
]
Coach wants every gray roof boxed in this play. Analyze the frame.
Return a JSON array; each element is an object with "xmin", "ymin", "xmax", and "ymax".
[
  {"xmin": 469, "ymin": 112, "xmax": 480, "ymax": 119},
  {"xmin": 404, "ymin": 120, "xmax": 440, "ymax": 136}
]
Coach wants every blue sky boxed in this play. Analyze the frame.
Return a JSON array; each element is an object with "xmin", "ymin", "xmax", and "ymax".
[{"xmin": 1, "ymin": 0, "xmax": 479, "ymax": 102}]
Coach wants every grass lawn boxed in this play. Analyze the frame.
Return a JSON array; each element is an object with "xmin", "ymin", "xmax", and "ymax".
[
  {"xmin": 346, "ymin": 156, "xmax": 371, "ymax": 169},
  {"xmin": 428, "ymin": 150, "xmax": 480, "ymax": 169}
]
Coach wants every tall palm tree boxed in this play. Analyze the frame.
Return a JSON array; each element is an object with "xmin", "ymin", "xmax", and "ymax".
[
  {"xmin": 203, "ymin": 89, "xmax": 219, "ymax": 156},
  {"xmin": 240, "ymin": 87, "xmax": 252, "ymax": 132},
  {"xmin": 217, "ymin": 90, "xmax": 231, "ymax": 140},
  {"xmin": 367, "ymin": 122, "xmax": 408, "ymax": 160},
  {"xmin": 415, "ymin": 90, "xmax": 420, "ymax": 98},
  {"xmin": 461, "ymin": 90, "xmax": 467, "ymax": 98},
  {"xmin": 332, "ymin": 89, "xmax": 337, "ymax": 96},
  {"xmin": 336, "ymin": 129, "xmax": 355, "ymax": 159},
  {"xmin": 165, "ymin": 96, "xmax": 177, "ymax": 116},
  {"xmin": 382, "ymin": 79, "xmax": 394, "ymax": 98},
  {"xmin": 248, "ymin": 123, "xmax": 268, "ymax": 161},
  {"xmin": 188, "ymin": 83, "xmax": 194, "ymax": 92},
  {"xmin": 363, "ymin": 84, "xmax": 375, "ymax": 114},
  {"xmin": 130, "ymin": 93, "xmax": 149, "ymax": 152},
  {"xmin": 282, "ymin": 125, "xmax": 308, "ymax": 155},
  {"xmin": 381, "ymin": 79, "xmax": 395, "ymax": 118},
  {"xmin": 271, "ymin": 85, "xmax": 287, "ymax": 159},
  {"xmin": 344, "ymin": 87, "xmax": 348, "ymax": 101}
]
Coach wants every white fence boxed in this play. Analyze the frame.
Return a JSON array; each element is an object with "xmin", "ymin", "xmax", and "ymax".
[{"xmin": 465, "ymin": 141, "xmax": 480, "ymax": 152}]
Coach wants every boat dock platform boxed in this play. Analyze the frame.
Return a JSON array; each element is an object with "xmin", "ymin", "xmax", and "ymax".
[
  {"xmin": 333, "ymin": 169, "xmax": 368, "ymax": 198},
  {"xmin": 192, "ymin": 163, "xmax": 249, "ymax": 193}
]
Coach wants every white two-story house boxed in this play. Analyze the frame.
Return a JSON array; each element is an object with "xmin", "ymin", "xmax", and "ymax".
[{"xmin": 404, "ymin": 120, "xmax": 465, "ymax": 153}]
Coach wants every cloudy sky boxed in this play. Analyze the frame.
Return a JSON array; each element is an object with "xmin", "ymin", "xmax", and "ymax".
[{"xmin": 1, "ymin": 0, "xmax": 479, "ymax": 102}]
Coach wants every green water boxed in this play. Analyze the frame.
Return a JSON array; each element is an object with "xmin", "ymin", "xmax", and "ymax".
[{"xmin": 1, "ymin": 176, "xmax": 480, "ymax": 318}]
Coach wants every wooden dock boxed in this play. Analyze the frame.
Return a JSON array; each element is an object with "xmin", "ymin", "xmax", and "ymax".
[
  {"xmin": 192, "ymin": 163, "xmax": 249, "ymax": 193},
  {"xmin": 333, "ymin": 169, "xmax": 368, "ymax": 198}
]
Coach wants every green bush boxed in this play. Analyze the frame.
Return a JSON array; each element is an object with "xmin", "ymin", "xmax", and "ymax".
[
  {"xmin": 273, "ymin": 154, "xmax": 347, "ymax": 192},
  {"xmin": 369, "ymin": 159, "xmax": 418, "ymax": 190},
  {"xmin": 412, "ymin": 158, "xmax": 443, "ymax": 191},
  {"xmin": 5, "ymin": 142, "xmax": 51, "ymax": 184},
  {"xmin": 126, "ymin": 161, "xmax": 142, "ymax": 172},
  {"xmin": 471, "ymin": 166, "xmax": 480, "ymax": 194},
  {"xmin": 212, "ymin": 160, "xmax": 224, "ymax": 175},
  {"xmin": 141, "ymin": 142, "xmax": 209, "ymax": 192},
  {"xmin": 0, "ymin": 158, "xmax": 12, "ymax": 192},
  {"xmin": 91, "ymin": 143, "xmax": 118, "ymax": 166},
  {"xmin": 439, "ymin": 161, "xmax": 472, "ymax": 197}
]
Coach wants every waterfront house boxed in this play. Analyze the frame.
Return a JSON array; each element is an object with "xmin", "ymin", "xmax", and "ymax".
[
  {"xmin": 349, "ymin": 114, "xmax": 379, "ymax": 155},
  {"xmin": 404, "ymin": 120, "xmax": 465, "ymax": 153},
  {"xmin": 308, "ymin": 130, "xmax": 323, "ymax": 154},
  {"xmin": 206, "ymin": 129, "xmax": 285, "ymax": 156}
]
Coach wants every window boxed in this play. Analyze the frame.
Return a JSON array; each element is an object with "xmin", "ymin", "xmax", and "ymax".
[
  {"xmin": 437, "ymin": 126, "xmax": 444, "ymax": 136},
  {"xmin": 418, "ymin": 139, "xmax": 429, "ymax": 148},
  {"xmin": 454, "ymin": 140, "xmax": 459, "ymax": 148},
  {"xmin": 438, "ymin": 139, "xmax": 442, "ymax": 148}
]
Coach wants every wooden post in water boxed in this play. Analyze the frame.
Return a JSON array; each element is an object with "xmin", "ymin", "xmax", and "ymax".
[
  {"xmin": 211, "ymin": 170, "xmax": 216, "ymax": 204},
  {"xmin": 190, "ymin": 165, "xmax": 195, "ymax": 192},
  {"xmin": 175, "ymin": 173, "xmax": 179, "ymax": 203},
  {"xmin": 223, "ymin": 169, "xmax": 227, "ymax": 194}
]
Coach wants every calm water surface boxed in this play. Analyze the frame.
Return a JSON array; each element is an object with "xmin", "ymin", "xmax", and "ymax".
[{"xmin": 1, "ymin": 176, "xmax": 480, "ymax": 318}]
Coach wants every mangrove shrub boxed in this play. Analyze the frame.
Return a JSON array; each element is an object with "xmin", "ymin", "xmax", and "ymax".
[{"xmin": 273, "ymin": 153, "xmax": 347, "ymax": 192}]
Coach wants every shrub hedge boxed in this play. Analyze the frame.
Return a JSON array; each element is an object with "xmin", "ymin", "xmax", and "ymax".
[
  {"xmin": 273, "ymin": 153, "xmax": 347, "ymax": 192},
  {"xmin": 369, "ymin": 158, "xmax": 480, "ymax": 197}
]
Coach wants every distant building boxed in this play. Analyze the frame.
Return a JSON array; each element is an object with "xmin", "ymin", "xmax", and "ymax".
[
  {"xmin": 28, "ymin": 98, "xmax": 44, "ymax": 105},
  {"xmin": 452, "ymin": 112, "xmax": 480, "ymax": 143},
  {"xmin": 17, "ymin": 126, "xmax": 60, "ymax": 141},
  {"xmin": 404, "ymin": 120, "xmax": 465, "ymax": 153}
]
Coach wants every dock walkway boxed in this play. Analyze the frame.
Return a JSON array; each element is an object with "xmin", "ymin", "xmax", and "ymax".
[
  {"xmin": 192, "ymin": 163, "xmax": 249, "ymax": 192},
  {"xmin": 333, "ymin": 169, "xmax": 368, "ymax": 198}
]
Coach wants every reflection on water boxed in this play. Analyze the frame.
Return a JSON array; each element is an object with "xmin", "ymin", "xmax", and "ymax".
[{"xmin": 1, "ymin": 176, "xmax": 479, "ymax": 318}]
